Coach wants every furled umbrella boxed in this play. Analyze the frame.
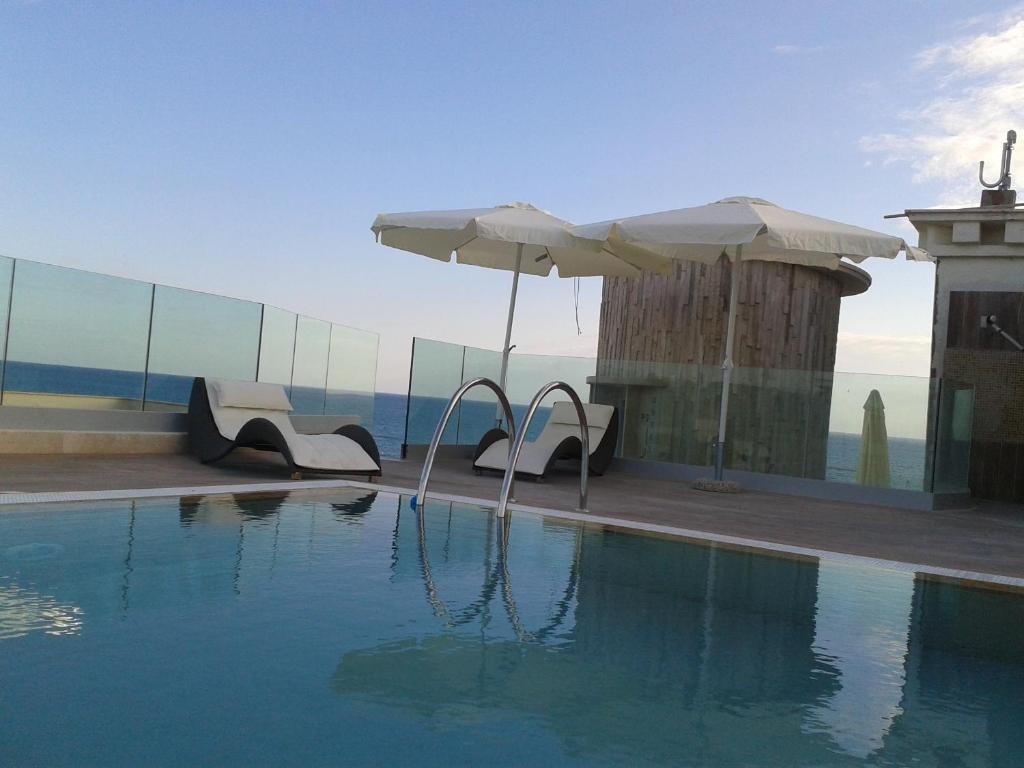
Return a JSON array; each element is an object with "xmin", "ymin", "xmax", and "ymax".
[
  {"xmin": 572, "ymin": 197, "xmax": 928, "ymax": 483},
  {"xmin": 856, "ymin": 389, "xmax": 891, "ymax": 488},
  {"xmin": 372, "ymin": 202, "xmax": 668, "ymax": 397}
]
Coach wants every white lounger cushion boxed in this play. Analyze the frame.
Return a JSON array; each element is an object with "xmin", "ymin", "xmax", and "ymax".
[
  {"xmin": 280, "ymin": 433, "xmax": 379, "ymax": 473},
  {"xmin": 474, "ymin": 401, "xmax": 614, "ymax": 475},
  {"xmin": 212, "ymin": 379, "xmax": 294, "ymax": 411},
  {"xmin": 205, "ymin": 379, "xmax": 378, "ymax": 473}
]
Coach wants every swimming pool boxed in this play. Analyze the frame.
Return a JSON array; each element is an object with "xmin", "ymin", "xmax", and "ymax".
[{"xmin": 1, "ymin": 488, "xmax": 1021, "ymax": 766}]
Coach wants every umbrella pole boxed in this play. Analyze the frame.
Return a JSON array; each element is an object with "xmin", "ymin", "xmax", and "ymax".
[
  {"xmin": 496, "ymin": 243, "xmax": 523, "ymax": 425},
  {"xmin": 714, "ymin": 244, "xmax": 742, "ymax": 480}
]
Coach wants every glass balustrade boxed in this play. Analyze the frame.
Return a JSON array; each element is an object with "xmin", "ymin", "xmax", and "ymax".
[
  {"xmin": 404, "ymin": 337, "xmax": 973, "ymax": 494},
  {"xmin": 0, "ymin": 257, "xmax": 378, "ymax": 426}
]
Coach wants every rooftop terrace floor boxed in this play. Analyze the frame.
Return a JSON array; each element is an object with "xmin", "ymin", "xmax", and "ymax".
[{"xmin": 1, "ymin": 451, "xmax": 1022, "ymax": 581}]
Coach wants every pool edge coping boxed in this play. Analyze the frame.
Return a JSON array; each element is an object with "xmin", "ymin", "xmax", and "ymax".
[{"xmin": 2, "ymin": 478, "xmax": 1023, "ymax": 591}]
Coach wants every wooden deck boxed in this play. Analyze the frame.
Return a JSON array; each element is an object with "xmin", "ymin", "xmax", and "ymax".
[{"xmin": 1, "ymin": 450, "xmax": 1022, "ymax": 579}]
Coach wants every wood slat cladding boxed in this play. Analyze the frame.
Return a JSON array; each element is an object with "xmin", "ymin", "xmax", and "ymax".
[
  {"xmin": 947, "ymin": 291, "xmax": 1024, "ymax": 351},
  {"xmin": 598, "ymin": 261, "xmax": 843, "ymax": 371},
  {"xmin": 594, "ymin": 261, "xmax": 847, "ymax": 480}
]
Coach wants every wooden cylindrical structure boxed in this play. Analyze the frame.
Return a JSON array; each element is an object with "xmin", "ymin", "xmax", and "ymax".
[{"xmin": 593, "ymin": 260, "xmax": 869, "ymax": 478}]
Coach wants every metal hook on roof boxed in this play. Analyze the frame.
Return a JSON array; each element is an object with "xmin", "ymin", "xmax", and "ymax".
[{"xmin": 979, "ymin": 130, "xmax": 1017, "ymax": 190}]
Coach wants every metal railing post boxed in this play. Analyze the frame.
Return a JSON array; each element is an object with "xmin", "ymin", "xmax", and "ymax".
[
  {"xmin": 415, "ymin": 377, "xmax": 516, "ymax": 509},
  {"xmin": 496, "ymin": 381, "xmax": 589, "ymax": 518}
]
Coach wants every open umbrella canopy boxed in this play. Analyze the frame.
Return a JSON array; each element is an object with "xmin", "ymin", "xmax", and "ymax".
[
  {"xmin": 571, "ymin": 196, "xmax": 930, "ymax": 484},
  {"xmin": 571, "ymin": 197, "xmax": 929, "ymax": 268},
  {"xmin": 372, "ymin": 202, "xmax": 670, "ymax": 410},
  {"xmin": 372, "ymin": 201, "xmax": 667, "ymax": 277}
]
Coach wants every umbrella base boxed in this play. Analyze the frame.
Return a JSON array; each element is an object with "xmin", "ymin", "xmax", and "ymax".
[{"xmin": 692, "ymin": 478, "xmax": 741, "ymax": 494}]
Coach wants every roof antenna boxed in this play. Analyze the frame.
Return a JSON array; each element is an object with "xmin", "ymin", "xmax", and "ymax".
[{"xmin": 979, "ymin": 130, "xmax": 1017, "ymax": 206}]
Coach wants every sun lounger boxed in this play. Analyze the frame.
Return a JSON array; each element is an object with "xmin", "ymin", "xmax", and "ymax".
[
  {"xmin": 472, "ymin": 401, "xmax": 618, "ymax": 480},
  {"xmin": 187, "ymin": 377, "xmax": 381, "ymax": 479}
]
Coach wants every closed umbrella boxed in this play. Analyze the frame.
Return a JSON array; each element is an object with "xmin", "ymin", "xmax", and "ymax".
[
  {"xmin": 856, "ymin": 389, "xmax": 891, "ymax": 488},
  {"xmin": 572, "ymin": 197, "xmax": 928, "ymax": 482},
  {"xmin": 372, "ymin": 202, "xmax": 668, "ymax": 398}
]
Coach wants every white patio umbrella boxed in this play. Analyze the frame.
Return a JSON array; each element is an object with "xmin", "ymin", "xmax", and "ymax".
[
  {"xmin": 372, "ymin": 202, "xmax": 668, "ymax": 399},
  {"xmin": 572, "ymin": 197, "xmax": 928, "ymax": 481}
]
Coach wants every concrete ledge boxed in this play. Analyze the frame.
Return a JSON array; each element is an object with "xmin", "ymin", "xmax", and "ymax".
[
  {"xmin": 0, "ymin": 406, "xmax": 362, "ymax": 456},
  {"xmin": 0, "ymin": 405, "xmax": 184, "ymax": 432},
  {"xmin": 0, "ymin": 429, "xmax": 187, "ymax": 455}
]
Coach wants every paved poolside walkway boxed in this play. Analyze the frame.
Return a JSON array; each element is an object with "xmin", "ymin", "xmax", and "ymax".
[{"xmin": 1, "ymin": 451, "xmax": 1022, "ymax": 579}]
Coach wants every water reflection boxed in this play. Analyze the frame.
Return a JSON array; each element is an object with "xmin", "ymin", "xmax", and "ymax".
[
  {"xmin": 2, "ymin": 490, "xmax": 1022, "ymax": 765},
  {"xmin": 403, "ymin": 500, "xmax": 500, "ymax": 630},
  {"xmin": 178, "ymin": 492, "xmax": 291, "ymax": 525},
  {"xmin": 348, "ymin": 511, "xmax": 837, "ymax": 763},
  {"xmin": 0, "ymin": 583, "xmax": 84, "ymax": 639},
  {"xmin": 176, "ymin": 491, "xmax": 379, "ymax": 594},
  {"xmin": 882, "ymin": 578, "xmax": 1024, "ymax": 766},
  {"xmin": 398, "ymin": 501, "xmax": 580, "ymax": 641},
  {"xmin": 804, "ymin": 561, "xmax": 914, "ymax": 759},
  {"xmin": 331, "ymin": 494, "xmax": 376, "ymax": 523},
  {"xmin": 1, "ymin": 490, "xmax": 381, "ymax": 636},
  {"xmin": 342, "ymin": 504, "xmax": 1024, "ymax": 766}
]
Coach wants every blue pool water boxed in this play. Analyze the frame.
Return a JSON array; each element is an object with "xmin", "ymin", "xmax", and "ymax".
[{"xmin": 1, "ymin": 489, "xmax": 1021, "ymax": 766}]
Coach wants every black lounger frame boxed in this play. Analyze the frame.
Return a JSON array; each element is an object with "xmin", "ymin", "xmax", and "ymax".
[{"xmin": 187, "ymin": 377, "xmax": 381, "ymax": 478}]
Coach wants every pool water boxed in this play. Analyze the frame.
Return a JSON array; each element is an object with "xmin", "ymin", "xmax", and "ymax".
[{"xmin": 1, "ymin": 489, "xmax": 1022, "ymax": 766}]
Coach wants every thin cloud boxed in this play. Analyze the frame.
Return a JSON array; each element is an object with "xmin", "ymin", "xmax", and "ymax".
[
  {"xmin": 772, "ymin": 44, "xmax": 826, "ymax": 55},
  {"xmin": 860, "ymin": 4, "xmax": 1024, "ymax": 207},
  {"xmin": 835, "ymin": 332, "xmax": 932, "ymax": 377}
]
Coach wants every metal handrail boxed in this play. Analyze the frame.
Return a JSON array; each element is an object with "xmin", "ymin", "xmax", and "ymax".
[
  {"xmin": 414, "ymin": 377, "xmax": 516, "ymax": 509},
  {"xmin": 495, "ymin": 381, "xmax": 589, "ymax": 518}
]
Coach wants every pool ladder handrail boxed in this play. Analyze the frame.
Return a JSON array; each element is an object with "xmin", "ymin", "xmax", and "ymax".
[
  {"xmin": 416, "ymin": 377, "xmax": 516, "ymax": 509},
  {"xmin": 496, "ymin": 381, "xmax": 589, "ymax": 518}
]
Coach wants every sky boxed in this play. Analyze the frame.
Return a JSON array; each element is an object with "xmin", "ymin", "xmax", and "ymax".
[{"xmin": 2, "ymin": 0, "xmax": 1022, "ymax": 393}]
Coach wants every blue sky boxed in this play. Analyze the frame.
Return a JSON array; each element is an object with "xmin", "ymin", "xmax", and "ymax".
[{"xmin": 2, "ymin": 0, "xmax": 1022, "ymax": 392}]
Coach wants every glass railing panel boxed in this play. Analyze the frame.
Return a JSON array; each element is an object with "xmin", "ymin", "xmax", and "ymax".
[
  {"xmin": 593, "ymin": 359, "xmax": 944, "ymax": 492},
  {"xmin": 2, "ymin": 261, "xmax": 151, "ymax": 409},
  {"xmin": 325, "ymin": 324, "xmax": 379, "ymax": 427},
  {"xmin": 928, "ymin": 380, "xmax": 974, "ymax": 494},
  {"xmin": 146, "ymin": 286, "xmax": 261, "ymax": 410},
  {"xmin": 398, "ymin": 339, "xmax": 961, "ymax": 497},
  {"xmin": 826, "ymin": 372, "xmax": 931, "ymax": 491},
  {"xmin": 0, "ymin": 256, "xmax": 14, "ymax": 400},
  {"xmin": 405, "ymin": 338, "xmax": 464, "ymax": 446},
  {"xmin": 290, "ymin": 316, "xmax": 330, "ymax": 415},
  {"xmin": 504, "ymin": 352, "xmax": 597, "ymax": 440},
  {"xmin": 257, "ymin": 306, "xmax": 297, "ymax": 395},
  {"xmin": 591, "ymin": 360, "xmax": 720, "ymax": 466},
  {"xmin": 455, "ymin": 345, "xmax": 502, "ymax": 446},
  {"xmin": 724, "ymin": 366, "xmax": 833, "ymax": 479}
]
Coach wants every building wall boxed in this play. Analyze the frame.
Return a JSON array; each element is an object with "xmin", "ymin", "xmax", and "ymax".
[{"xmin": 930, "ymin": 257, "xmax": 1024, "ymax": 377}]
